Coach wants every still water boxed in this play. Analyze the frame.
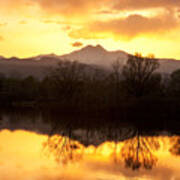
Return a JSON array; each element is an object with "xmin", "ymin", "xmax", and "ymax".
[
  {"xmin": 0, "ymin": 130, "xmax": 179, "ymax": 180},
  {"xmin": 0, "ymin": 109, "xmax": 180, "ymax": 180}
]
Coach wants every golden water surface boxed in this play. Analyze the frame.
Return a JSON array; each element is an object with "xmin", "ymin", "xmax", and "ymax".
[{"xmin": 0, "ymin": 129, "xmax": 180, "ymax": 180}]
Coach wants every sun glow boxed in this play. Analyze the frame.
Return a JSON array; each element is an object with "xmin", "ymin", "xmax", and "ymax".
[
  {"xmin": 0, "ymin": 0, "xmax": 180, "ymax": 59},
  {"xmin": 0, "ymin": 130, "xmax": 180, "ymax": 180}
]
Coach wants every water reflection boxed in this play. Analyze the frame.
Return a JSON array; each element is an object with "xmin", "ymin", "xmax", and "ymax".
[
  {"xmin": 0, "ymin": 108, "xmax": 137, "ymax": 145},
  {"xmin": 43, "ymin": 135, "xmax": 84, "ymax": 164},
  {"xmin": 0, "ymin": 130, "xmax": 180, "ymax": 180},
  {"xmin": 169, "ymin": 137, "xmax": 180, "ymax": 156},
  {"xmin": 0, "ymin": 109, "xmax": 180, "ymax": 179},
  {"xmin": 121, "ymin": 135, "xmax": 160, "ymax": 170},
  {"xmin": 43, "ymin": 133, "xmax": 161, "ymax": 171}
]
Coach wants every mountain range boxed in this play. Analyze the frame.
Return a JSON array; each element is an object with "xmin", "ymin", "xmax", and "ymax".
[{"xmin": 0, "ymin": 45, "xmax": 180, "ymax": 78}]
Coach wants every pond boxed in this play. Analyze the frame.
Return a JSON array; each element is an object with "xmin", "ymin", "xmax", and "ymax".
[{"xmin": 0, "ymin": 109, "xmax": 179, "ymax": 180}]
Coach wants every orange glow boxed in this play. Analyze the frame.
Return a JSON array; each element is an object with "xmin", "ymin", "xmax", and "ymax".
[
  {"xmin": 0, "ymin": 1, "xmax": 179, "ymax": 59},
  {"xmin": 0, "ymin": 130, "xmax": 180, "ymax": 179}
]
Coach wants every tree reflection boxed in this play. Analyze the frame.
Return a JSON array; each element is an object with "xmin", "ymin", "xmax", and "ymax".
[
  {"xmin": 120, "ymin": 132, "xmax": 160, "ymax": 170},
  {"xmin": 169, "ymin": 137, "xmax": 180, "ymax": 156},
  {"xmin": 43, "ymin": 135, "xmax": 84, "ymax": 164},
  {"xmin": 43, "ymin": 130, "xmax": 160, "ymax": 170}
]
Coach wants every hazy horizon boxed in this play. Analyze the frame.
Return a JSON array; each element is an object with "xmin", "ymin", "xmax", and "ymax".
[{"xmin": 0, "ymin": 44, "xmax": 179, "ymax": 61}]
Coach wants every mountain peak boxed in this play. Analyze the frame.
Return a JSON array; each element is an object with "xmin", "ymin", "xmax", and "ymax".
[
  {"xmin": 60, "ymin": 44, "xmax": 128, "ymax": 67},
  {"xmin": 95, "ymin": 44, "xmax": 105, "ymax": 49},
  {"xmin": 82, "ymin": 44, "xmax": 106, "ymax": 52}
]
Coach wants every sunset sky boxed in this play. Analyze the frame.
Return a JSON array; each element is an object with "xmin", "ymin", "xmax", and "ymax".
[{"xmin": 1, "ymin": 0, "xmax": 180, "ymax": 59}]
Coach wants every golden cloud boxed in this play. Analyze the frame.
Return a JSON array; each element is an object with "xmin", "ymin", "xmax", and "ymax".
[
  {"xmin": 71, "ymin": 41, "xmax": 83, "ymax": 47},
  {"xmin": 0, "ymin": 23, "xmax": 7, "ymax": 26},
  {"xmin": 0, "ymin": 0, "xmax": 42, "ymax": 19},
  {"xmin": 1, "ymin": 0, "xmax": 180, "ymax": 17},
  {"xmin": 0, "ymin": 0, "xmax": 30, "ymax": 12},
  {"xmin": 69, "ymin": 13, "xmax": 179, "ymax": 40},
  {"xmin": 43, "ymin": 20, "xmax": 62, "ymax": 24},
  {"xmin": 33, "ymin": 0, "xmax": 109, "ymax": 17},
  {"xmin": 0, "ymin": 36, "xmax": 4, "ymax": 41},
  {"xmin": 19, "ymin": 20, "xmax": 27, "ymax": 24},
  {"xmin": 113, "ymin": 0, "xmax": 180, "ymax": 10},
  {"xmin": 1, "ymin": 0, "xmax": 180, "ymax": 42}
]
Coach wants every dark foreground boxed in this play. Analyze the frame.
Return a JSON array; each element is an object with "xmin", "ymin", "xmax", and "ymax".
[{"xmin": 1, "ymin": 103, "xmax": 180, "ymax": 145}]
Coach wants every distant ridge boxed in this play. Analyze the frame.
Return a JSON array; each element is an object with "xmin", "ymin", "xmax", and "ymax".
[{"xmin": 0, "ymin": 44, "xmax": 180, "ymax": 78}]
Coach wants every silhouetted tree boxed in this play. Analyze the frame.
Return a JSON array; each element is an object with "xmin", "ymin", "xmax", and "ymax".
[
  {"xmin": 49, "ymin": 60, "xmax": 86, "ymax": 104},
  {"xmin": 40, "ymin": 76, "xmax": 56, "ymax": 100},
  {"xmin": 21, "ymin": 76, "xmax": 40, "ymax": 100},
  {"xmin": 0, "ymin": 73, "xmax": 5, "ymax": 91},
  {"xmin": 82, "ymin": 67, "xmax": 109, "ymax": 109},
  {"xmin": 109, "ymin": 59, "xmax": 122, "ymax": 105},
  {"xmin": 168, "ymin": 69, "xmax": 180, "ymax": 97},
  {"xmin": 122, "ymin": 53, "xmax": 160, "ymax": 97},
  {"xmin": 3, "ymin": 77, "xmax": 22, "ymax": 101}
]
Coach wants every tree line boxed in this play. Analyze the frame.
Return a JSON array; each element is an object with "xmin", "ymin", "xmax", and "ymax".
[{"xmin": 0, "ymin": 54, "xmax": 180, "ymax": 112}]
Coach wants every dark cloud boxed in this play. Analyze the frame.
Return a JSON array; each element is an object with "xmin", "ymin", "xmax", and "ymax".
[
  {"xmin": 72, "ymin": 41, "xmax": 83, "ymax": 47},
  {"xmin": 69, "ymin": 13, "xmax": 179, "ymax": 40}
]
